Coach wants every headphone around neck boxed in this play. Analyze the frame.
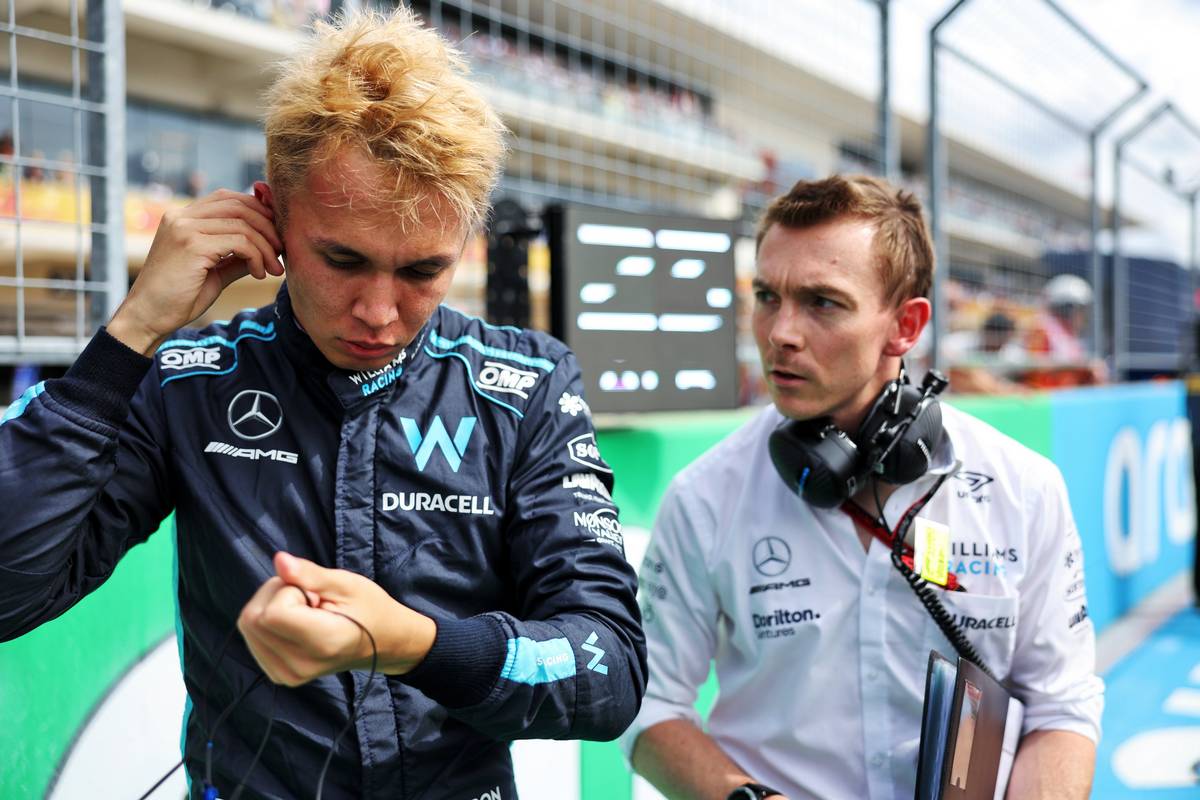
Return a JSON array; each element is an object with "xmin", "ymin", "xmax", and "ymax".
[{"xmin": 768, "ymin": 367, "xmax": 949, "ymax": 508}]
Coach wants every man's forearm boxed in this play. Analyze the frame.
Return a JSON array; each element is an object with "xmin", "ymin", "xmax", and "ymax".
[
  {"xmin": 1005, "ymin": 729, "xmax": 1095, "ymax": 800},
  {"xmin": 632, "ymin": 719, "xmax": 776, "ymax": 800}
]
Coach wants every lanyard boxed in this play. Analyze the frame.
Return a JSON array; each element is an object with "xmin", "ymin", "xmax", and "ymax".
[{"xmin": 839, "ymin": 476, "xmax": 962, "ymax": 592}]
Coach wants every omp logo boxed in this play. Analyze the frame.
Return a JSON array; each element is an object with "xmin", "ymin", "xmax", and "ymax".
[
  {"xmin": 477, "ymin": 360, "xmax": 538, "ymax": 399},
  {"xmin": 227, "ymin": 390, "xmax": 283, "ymax": 441},
  {"xmin": 159, "ymin": 347, "xmax": 221, "ymax": 370},
  {"xmin": 574, "ymin": 507, "xmax": 623, "ymax": 549},
  {"xmin": 204, "ymin": 441, "xmax": 298, "ymax": 464},
  {"xmin": 567, "ymin": 432, "xmax": 611, "ymax": 473},
  {"xmin": 467, "ymin": 788, "xmax": 501, "ymax": 800},
  {"xmin": 563, "ymin": 472, "xmax": 613, "ymax": 502},
  {"xmin": 581, "ymin": 631, "xmax": 608, "ymax": 674},
  {"xmin": 400, "ymin": 416, "xmax": 477, "ymax": 472}
]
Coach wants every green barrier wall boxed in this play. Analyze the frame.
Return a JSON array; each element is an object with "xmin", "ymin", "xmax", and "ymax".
[
  {"xmin": 0, "ymin": 396, "xmax": 1062, "ymax": 798},
  {"xmin": 0, "ymin": 520, "xmax": 177, "ymax": 799}
]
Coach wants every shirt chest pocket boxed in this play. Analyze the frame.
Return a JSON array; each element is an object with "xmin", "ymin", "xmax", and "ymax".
[{"xmin": 924, "ymin": 591, "xmax": 1019, "ymax": 680}]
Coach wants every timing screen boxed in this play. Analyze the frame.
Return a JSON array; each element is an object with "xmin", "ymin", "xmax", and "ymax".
[{"xmin": 549, "ymin": 204, "xmax": 738, "ymax": 413}]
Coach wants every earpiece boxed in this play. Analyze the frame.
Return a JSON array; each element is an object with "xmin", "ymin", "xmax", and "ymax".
[{"xmin": 768, "ymin": 367, "xmax": 948, "ymax": 508}]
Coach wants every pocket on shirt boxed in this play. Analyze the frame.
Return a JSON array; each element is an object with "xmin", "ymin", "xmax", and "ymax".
[{"xmin": 924, "ymin": 591, "xmax": 1019, "ymax": 679}]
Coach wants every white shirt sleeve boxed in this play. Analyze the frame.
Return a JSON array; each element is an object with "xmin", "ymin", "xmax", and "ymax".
[
  {"xmin": 1008, "ymin": 460, "xmax": 1105, "ymax": 742},
  {"xmin": 618, "ymin": 476, "xmax": 721, "ymax": 760}
]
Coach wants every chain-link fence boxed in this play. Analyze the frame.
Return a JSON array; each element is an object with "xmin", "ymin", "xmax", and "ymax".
[
  {"xmin": 928, "ymin": 0, "xmax": 1146, "ymax": 389},
  {"xmin": 0, "ymin": 0, "xmax": 124, "ymax": 365},
  {"xmin": 1112, "ymin": 102, "xmax": 1200, "ymax": 376}
]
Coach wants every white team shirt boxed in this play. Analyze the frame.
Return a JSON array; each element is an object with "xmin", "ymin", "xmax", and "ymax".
[{"xmin": 620, "ymin": 403, "xmax": 1103, "ymax": 800}]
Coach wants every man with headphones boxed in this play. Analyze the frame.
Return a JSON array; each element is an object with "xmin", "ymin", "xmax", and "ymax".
[{"xmin": 620, "ymin": 175, "xmax": 1103, "ymax": 799}]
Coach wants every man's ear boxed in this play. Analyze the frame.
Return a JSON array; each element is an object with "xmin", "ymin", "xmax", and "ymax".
[
  {"xmin": 253, "ymin": 180, "xmax": 276, "ymax": 217},
  {"xmin": 883, "ymin": 296, "xmax": 931, "ymax": 357}
]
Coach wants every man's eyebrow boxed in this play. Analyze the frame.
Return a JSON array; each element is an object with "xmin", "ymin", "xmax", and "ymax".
[
  {"xmin": 751, "ymin": 277, "xmax": 851, "ymax": 301},
  {"xmin": 311, "ymin": 238, "xmax": 458, "ymax": 269}
]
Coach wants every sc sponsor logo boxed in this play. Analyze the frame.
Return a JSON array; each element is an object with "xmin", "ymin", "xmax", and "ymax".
[
  {"xmin": 466, "ymin": 788, "xmax": 501, "ymax": 800},
  {"xmin": 567, "ymin": 432, "xmax": 611, "ymax": 474},
  {"xmin": 159, "ymin": 346, "xmax": 222, "ymax": 371}
]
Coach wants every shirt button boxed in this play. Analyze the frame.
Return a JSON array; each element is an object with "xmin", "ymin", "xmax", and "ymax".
[
  {"xmin": 867, "ymin": 669, "xmax": 880, "ymax": 682},
  {"xmin": 871, "ymin": 752, "xmax": 886, "ymax": 767}
]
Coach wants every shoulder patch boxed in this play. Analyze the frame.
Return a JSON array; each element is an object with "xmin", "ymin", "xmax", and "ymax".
[{"xmin": 157, "ymin": 319, "xmax": 276, "ymax": 386}]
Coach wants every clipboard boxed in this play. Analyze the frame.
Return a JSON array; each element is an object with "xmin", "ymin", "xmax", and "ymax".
[{"xmin": 915, "ymin": 651, "xmax": 1024, "ymax": 800}]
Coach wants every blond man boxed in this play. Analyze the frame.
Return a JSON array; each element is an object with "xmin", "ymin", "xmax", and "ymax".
[{"xmin": 0, "ymin": 8, "xmax": 645, "ymax": 798}]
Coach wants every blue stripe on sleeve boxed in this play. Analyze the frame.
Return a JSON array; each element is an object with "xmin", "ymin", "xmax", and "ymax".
[
  {"xmin": 0, "ymin": 381, "xmax": 46, "ymax": 426},
  {"xmin": 499, "ymin": 636, "xmax": 576, "ymax": 685}
]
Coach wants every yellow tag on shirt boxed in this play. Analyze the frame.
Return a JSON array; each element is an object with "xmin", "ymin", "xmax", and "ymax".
[{"xmin": 913, "ymin": 517, "xmax": 951, "ymax": 587}]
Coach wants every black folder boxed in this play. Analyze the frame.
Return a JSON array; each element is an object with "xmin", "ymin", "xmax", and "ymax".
[{"xmin": 915, "ymin": 651, "xmax": 1024, "ymax": 800}]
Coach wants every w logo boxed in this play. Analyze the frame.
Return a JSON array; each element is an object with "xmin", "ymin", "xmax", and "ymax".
[{"xmin": 400, "ymin": 416, "xmax": 477, "ymax": 472}]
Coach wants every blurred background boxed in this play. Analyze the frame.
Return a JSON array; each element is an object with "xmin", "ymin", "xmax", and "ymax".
[{"xmin": 1, "ymin": 1, "xmax": 1199, "ymax": 798}]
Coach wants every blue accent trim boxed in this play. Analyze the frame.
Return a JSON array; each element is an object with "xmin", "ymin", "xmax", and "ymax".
[
  {"xmin": 428, "ymin": 329, "xmax": 556, "ymax": 372},
  {"xmin": 0, "ymin": 381, "xmax": 45, "ymax": 425},
  {"xmin": 159, "ymin": 328, "xmax": 277, "ymax": 387},
  {"xmin": 797, "ymin": 466, "xmax": 811, "ymax": 494},
  {"xmin": 156, "ymin": 319, "xmax": 275, "ymax": 352},
  {"xmin": 441, "ymin": 304, "xmax": 525, "ymax": 334},
  {"xmin": 170, "ymin": 517, "xmax": 191, "ymax": 789},
  {"xmin": 500, "ymin": 636, "xmax": 576, "ymax": 685},
  {"xmin": 423, "ymin": 347, "xmax": 525, "ymax": 419}
]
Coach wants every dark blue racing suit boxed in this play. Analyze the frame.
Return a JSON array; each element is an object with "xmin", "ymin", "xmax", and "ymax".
[{"xmin": 0, "ymin": 285, "xmax": 646, "ymax": 799}]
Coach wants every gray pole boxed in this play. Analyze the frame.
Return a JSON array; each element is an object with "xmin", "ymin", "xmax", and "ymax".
[
  {"xmin": 878, "ymin": 0, "xmax": 898, "ymax": 181},
  {"xmin": 87, "ymin": 0, "xmax": 126, "ymax": 325},
  {"xmin": 927, "ymin": 0, "xmax": 971, "ymax": 371},
  {"xmin": 1088, "ymin": 131, "xmax": 1104, "ymax": 362},
  {"xmin": 1112, "ymin": 139, "xmax": 1126, "ymax": 378}
]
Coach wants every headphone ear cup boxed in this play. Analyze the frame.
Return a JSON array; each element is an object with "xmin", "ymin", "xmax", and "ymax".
[
  {"xmin": 769, "ymin": 420, "xmax": 859, "ymax": 508},
  {"xmin": 879, "ymin": 397, "xmax": 944, "ymax": 484}
]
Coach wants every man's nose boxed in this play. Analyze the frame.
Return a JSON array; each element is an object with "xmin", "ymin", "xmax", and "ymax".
[
  {"xmin": 352, "ymin": 274, "xmax": 401, "ymax": 330},
  {"xmin": 768, "ymin": 305, "xmax": 805, "ymax": 351}
]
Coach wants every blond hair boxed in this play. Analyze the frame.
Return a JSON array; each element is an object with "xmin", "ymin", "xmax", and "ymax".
[
  {"xmin": 264, "ymin": 6, "xmax": 507, "ymax": 231},
  {"xmin": 756, "ymin": 174, "xmax": 934, "ymax": 305}
]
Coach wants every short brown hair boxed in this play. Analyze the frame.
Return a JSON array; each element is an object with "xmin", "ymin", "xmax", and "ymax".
[
  {"xmin": 755, "ymin": 174, "xmax": 934, "ymax": 305},
  {"xmin": 264, "ymin": 6, "xmax": 507, "ymax": 231}
]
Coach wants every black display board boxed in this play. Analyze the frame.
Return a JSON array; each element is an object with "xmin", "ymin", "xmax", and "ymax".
[{"xmin": 547, "ymin": 204, "xmax": 739, "ymax": 413}]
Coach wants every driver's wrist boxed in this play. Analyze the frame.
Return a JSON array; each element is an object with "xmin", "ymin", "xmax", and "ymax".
[{"xmin": 108, "ymin": 303, "xmax": 169, "ymax": 356}]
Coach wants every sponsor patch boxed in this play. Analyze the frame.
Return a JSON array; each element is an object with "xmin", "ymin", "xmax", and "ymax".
[
  {"xmin": 752, "ymin": 607, "xmax": 820, "ymax": 639},
  {"xmin": 204, "ymin": 441, "xmax": 297, "ymax": 464},
  {"xmin": 573, "ymin": 507, "xmax": 624, "ymax": 549},
  {"xmin": 558, "ymin": 392, "xmax": 591, "ymax": 417},
  {"xmin": 567, "ymin": 432, "xmax": 611, "ymax": 473},
  {"xmin": 478, "ymin": 360, "xmax": 539, "ymax": 399},
  {"xmin": 562, "ymin": 471, "xmax": 613, "ymax": 503},
  {"xmin": 159, "ymin": 346, "xmax": 222, "ymax": 370},
  {"xmin": 379, "ymin": 492, "xmax": 495, "ymax": 515}
]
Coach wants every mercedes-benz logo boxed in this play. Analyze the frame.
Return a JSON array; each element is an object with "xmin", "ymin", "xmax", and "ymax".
[
  {"xmin": 227, "ymin": 390, "xmax": 283, "ymax": 441},
  {"xmin": 752, "ymin": 536, "xmax": 792, "ymax": 577}
]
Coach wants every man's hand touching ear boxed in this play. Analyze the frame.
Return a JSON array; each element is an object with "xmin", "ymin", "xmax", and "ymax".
[{"xmin": 237, "ymin": 552, "xmax": 437, "ymax": 686}]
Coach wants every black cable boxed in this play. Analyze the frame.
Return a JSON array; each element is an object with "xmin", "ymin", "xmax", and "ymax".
[
  {"xmin": 229, "ymin": 683, "xmax": 279, "ymax": 800},
  {"xmin": 315, "ymin": 610, "xmax": 379, "ymax": 800},
  {"xmin": 872, "ymin": 472, "xmax": 998, "ymax": 682},
  {"xmin": 134, "ymin": 757, "xmax": 183, "ymax": 800},
  {"xmin": 206, "ymin": 673, "xmax": 267, "ymax": 791},
  {"xmin": 135, "ymin": 621, "xmax": 251, "ymax": 800}
]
